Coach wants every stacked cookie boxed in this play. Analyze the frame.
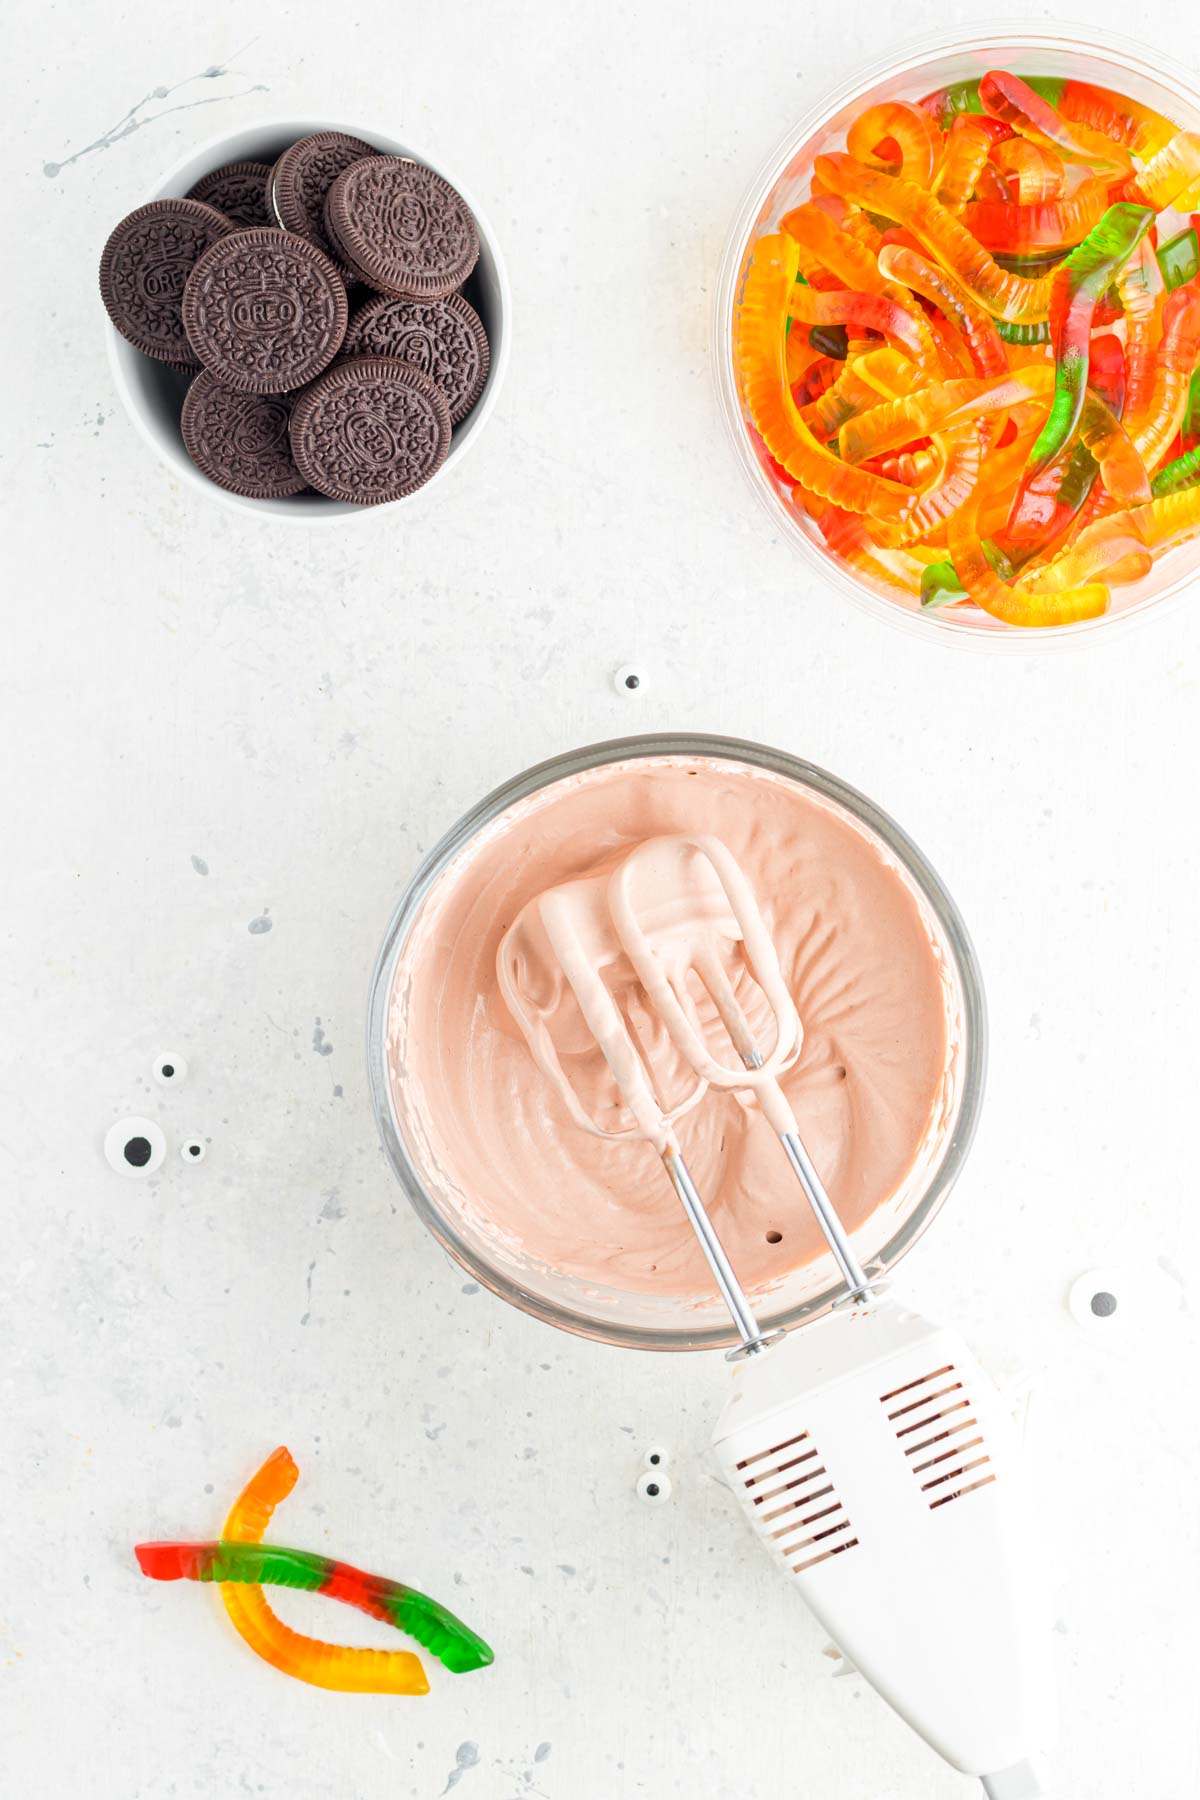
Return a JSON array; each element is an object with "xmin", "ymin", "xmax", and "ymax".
[{"xmin": 98, "ymin": 133, "xmax": 491, "ymax": 505}]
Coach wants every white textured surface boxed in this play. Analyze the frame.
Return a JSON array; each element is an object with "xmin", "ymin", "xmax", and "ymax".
[{"xmin": 4, "ymin": 4, "xmax": 1200, "ymax": 1796}]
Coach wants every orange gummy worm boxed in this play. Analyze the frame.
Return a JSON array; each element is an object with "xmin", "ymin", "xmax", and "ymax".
[
  {"xmin": 846, "ymin": 101, "xmax": 939, "ymax": 186},
  {"xmin": 948, "ymin": 494, "xmax": 1109, "ymax": 626},
  {"xmin": 813, "ymin": 154, "xmax": 1057, "ymax": 321},
  {"xmin": 876, "ymin": 244, "xmax": 1008, "ymax": 377},
  {"xmin": 220, "ymin": 1448, "xmax": 428, "ymax": 1695}
]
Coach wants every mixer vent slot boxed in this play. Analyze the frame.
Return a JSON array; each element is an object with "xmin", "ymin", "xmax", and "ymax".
[
  {"xmin": 737, "ymin": 1430, "xmax": 858, "ymax": 1574},
  {"xmin": 880, "ymin": 1365, "xmax": 996, "ymax": 1511}
]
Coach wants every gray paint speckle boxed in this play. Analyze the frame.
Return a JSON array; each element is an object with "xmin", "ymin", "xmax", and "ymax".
[
  {"xmin": 461, "ymin": 1282, "xmax": 480, "ymax": 1295},
  {"xmin": 312, "ymin": 1017, "xmax": 333, "ymax": 1056},
  {"xmin": 319, "ymin": 1188, "xmax": 345, "ymax": 1221},
  {"xmin": 534, "ymin": 1743, "xmax": 551, "ymax": 1763},
  {"xmin": 443, "ymin": 1742, "xmax": 480, "ymax": 1793},
  {"xmin": 44, "ymin": 60, "xmax": 269, "ymax": 177},
  {"xmin": 248, "ymin": 914, "xmax": 272, "ymax": 934},
  {"xmin": 190, "ymin": 855, "xmax": 208, "ymax": 876}
]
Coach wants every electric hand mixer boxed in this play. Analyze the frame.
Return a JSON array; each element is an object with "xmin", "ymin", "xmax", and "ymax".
[{"xmin": 498, "ymin": 835, "xmax": 1055, "ymax": 1798}]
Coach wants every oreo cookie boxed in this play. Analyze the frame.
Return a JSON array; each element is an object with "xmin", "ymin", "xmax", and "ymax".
[
  {"xmin": 182, "ymin": 228, "xmax": 348, "ymax": 393},
  {"xmin": 99, "ymin": 198, "xmax": 235, "ymax": 363},
  {"xmin": 342, "ymin": 293, "xmax": 489, "ymax": 424},
  {"xmin": 288, "ymin": 355, "xmax": 451, "ymax": 503},
  {"xmin": 270, "ymin": 131, "xmax": 376, "ymax": 277},
  {"xmin": 187, "ymin": 161, "xmax": 274, "ymax": 230},
  {"xmin": 181, "ymin": 372, "xmax": 307, "ymax": 498},
  {"xmin": 324, "ymin": 157, "xmax": 479, "ymax": 298}
]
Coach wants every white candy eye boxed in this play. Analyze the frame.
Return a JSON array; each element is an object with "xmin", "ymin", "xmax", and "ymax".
[
  {"xmin": 643, "ymin": 1445, "xmax": 670, "ymax": 1471},
  {"xmin": 636, "ymin": 1469, "xmax": 672, "ymax": 1505},
  {"xmin": 180, "ymin": 1138, "xmax": 206, "ymax": 1164},
  {"xmin": 613, "ymin": 663, "xmax": 646, "ymax": 696},
  {"xmin": 154, "ymin": 1054, "xmax": 188, "ymax": 1087},
  {"xmin": 104, "ymin": 1117, "xmax": 167, "ymax": 1178}
]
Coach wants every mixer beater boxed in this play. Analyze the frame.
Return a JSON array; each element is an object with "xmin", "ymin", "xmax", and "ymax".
[{"xmin": 498, "ymin": 833, "xmax": 1055, "ymax": 1796}]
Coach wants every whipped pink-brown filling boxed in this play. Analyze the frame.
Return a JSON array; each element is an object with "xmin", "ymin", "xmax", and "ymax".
[{"xmin": 387, "ymin": 756, "xmax": 955, "ymax": 1299}]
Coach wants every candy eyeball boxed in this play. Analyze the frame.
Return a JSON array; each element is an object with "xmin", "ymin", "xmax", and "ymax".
[
  {"xmin": 643, "ymin": 1445, "xmax": 670, "ymax": 1471},
  {"xmin": 636, "ymin": 1469, "xmax": 672, "ymax": 1505},
  {"xmin": 613, "ymin": 663, "xmax": 646, "ymax": 697},
  {"xmin": 153, "ymin": 1053, "xmax": 188, "ymax": 1087},
  {"xmin": 180, "ymin": 1138, "xmax": 206, "ymax": 1164},
  {"xmin": 104, "ymin": 1117, "xmax": 167, "ymax": 1178}
]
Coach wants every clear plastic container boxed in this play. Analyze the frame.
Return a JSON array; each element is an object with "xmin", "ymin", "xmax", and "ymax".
[
  {"xmin": 713, "ymin": 24, "xmax": 1200, "ymax": 647},
  {"xmin": 366, "ymin": 734, "xmax": 987, "ymax": 1353}
]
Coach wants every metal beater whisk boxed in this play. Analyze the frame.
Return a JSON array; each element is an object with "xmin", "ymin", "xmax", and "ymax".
[{"xmin": 496, "ymin": 834, "xmax": 872, "ymax": 1358}]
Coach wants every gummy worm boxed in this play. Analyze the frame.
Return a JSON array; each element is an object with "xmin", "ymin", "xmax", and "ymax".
[
  {"xmin": 920, "ymin": 74, "xmax": 1065, "ymax": 132},
  {"xmin": 999, "ymin": 333, "xmax": 1129, "ymax": 564},
  {"xmin": 933, "ymin": 115, "xmax": 1008, "ymax": 212},
  {"xmin": 962, "ymin": 176, "xmax": 1112, "ymax": 257},
  {"xmin": 813, "ymin": 154, "xmax": 1059, "ymax": 321},
  {"xmin": 1127, "ymin": 484, "xmax": 1200, "ymax": 550},
  {"xmin": 990, "ymin": 138, "xmax": 1066, "ymax": 205},
  {"xmin": 1117, "ymin": 235, "xmax": 1167, "ymax": 429},
  {"xmin": 786, "ymin": 282, "xmax": 938, "ymax": 366},
  {"xmin": 978, "ymin": 70, "xmax": 1133, "ymax": 171},
  {"xmin": 878, "ymin": 242, "xmax": 1010, "ymax": 378},
  {"xmin": 135, "ymin": 1446, "xmax": 493, "ymax": 1695},
  {"xmin": 780, "ymin": 204, "xmax": 902, "ymax": 296},
  {"xmin": 947, "ymin": 491, "xmax": 1109, "ymax": 626},
  {"xmin": 736, "ymin": 233, "xmax": 926, "ymax": 522},
  {"xmin": 1183, "ymin": 367, "xmax": 1200, "ymax": 453},
  {"xmin": 846, "ymin": 101, "xmax": 940, "ymax": 186},
  {"xmin": 1054, "ymin": 80, "xmax": 1176, "ymax": 159},
  {"xmin": 1131, "ymin": 287, "xmax": 1200, "ymax": 471},
  {"xmin": 1126, "ymin": 131, "xmax": 1200, "ymax": 212},
  {"xmin": 1158, "ymin": 227, "xmax": 1200, "ymax": 294},
  {"xmin": 135, "ymin": 1540, "xmax": 494, "ymax": 1676},
  {"xmin": 1029, "ymin": 202, "xmax": 1153, "ymax": 472}
]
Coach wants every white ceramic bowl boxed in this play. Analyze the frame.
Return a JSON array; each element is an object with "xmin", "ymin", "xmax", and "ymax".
[{"xmin": 104, "ymin": 116, "xmax": 511, "ymax": 524}]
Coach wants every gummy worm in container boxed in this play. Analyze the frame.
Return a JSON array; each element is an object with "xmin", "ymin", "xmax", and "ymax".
[{"xmin": 734, "ymin": 61, "xmax": 1200, "ymax": 627}]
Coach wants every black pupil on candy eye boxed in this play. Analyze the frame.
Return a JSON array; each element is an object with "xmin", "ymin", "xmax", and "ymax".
[
  {"xmin": 624, "ymin": 674, "xmax": 639, "ymax": 689},
  {"xmin": 646, "ymin": 1483, "xmax": 659, "ymax": 1497},
  {"xmin": 188, "ymin": 1144, "xmax": 201, "ymax": 1157},
  {"xmin": 125, "ymin": 1137, "xmax": 152, "ymax": 1167},
  {"xmin": 648, "ymin": 1454, "xmax": 660, "ymax": 1465},
  {"xmin": 766, "ymin": 1230, "xmax": 782, "ymax": 1244},
  {"xmin": 1090, "ymin": 1291, "xmax": 1117, "ymax": 1318},
  {"xmin": 161, "ymin": 1064, "xmax": 174, "ymax": 1078}
]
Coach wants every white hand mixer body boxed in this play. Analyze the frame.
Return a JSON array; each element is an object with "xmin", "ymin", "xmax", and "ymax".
[{"xmin": 497, "ymin": 834, "xmax": 1055, "ymax": 1794}]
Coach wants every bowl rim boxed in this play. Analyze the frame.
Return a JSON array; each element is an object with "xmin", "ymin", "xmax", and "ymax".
[
  {"xmin": 104, "ymin": 113, "xmax": 512, "ymax": 526},
  {"xmin": 365, "ymin": 732, "xmax": 989, "ymax": 1353},
  {"xmin": 711, "ymin": 20, "xmax": 1200, "ymax": 650}
]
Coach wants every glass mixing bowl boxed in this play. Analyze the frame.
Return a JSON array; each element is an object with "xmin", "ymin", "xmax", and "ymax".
[
  {"xmin": 713, "ymin": 24, "xmax": 1200, "ymax": 647},
  {"xmin": 367, "ymin": 734, "xmax": 986, "ymax": 1350}
]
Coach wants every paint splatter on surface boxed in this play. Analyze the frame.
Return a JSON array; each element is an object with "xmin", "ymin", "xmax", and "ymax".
[
  {"xmin": 248, "ymin": 914, "xmax": 272, "ymax": 935},
  {"xmin": 44, "ymin": 49, "xmax": 268, "ymax": 176},
  {"xmin": 190, "ymin": 855, "xmax": 209, "ymax": 876},
  {"xmin": 534, "ymin": 1742, "xmax": 551, "ymax": 1763},
  {"xmin": 312, "ymin": 1018, "xmax": 333, "ymax": 1056},
  {"xmin": 443, "ymin": 1741, "xmax": 480, "ymax": 1793}
]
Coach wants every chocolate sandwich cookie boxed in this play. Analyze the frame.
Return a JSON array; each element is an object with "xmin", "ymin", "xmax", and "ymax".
[
  {"xmin": 324, "ymin": 157, "xmax": 479, "ymax": 299},
  {"xmin": 342, "ymin": 293, "xmax": 489, "ymax": 424},
  {"xmin": 99, "ymin": 198, "xmax": 235, "ymax": 363},
  {"xmin": 187, "ymin": 161, "xmax": 274, "ymax": 230},
  {"xmin": 181, "ymin": 371, "xmax": 308, "ymax": 499},
  {"xmin": 182, "ymin": 228, "xmax": 348, "ymax": 394},
  {"xmin": 288, "ymin": 355, "xmax": 451, "ymax": 503},
  {"xmin": 269, "ymin": 131, "xmax": 377, "ymax": 277}
]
